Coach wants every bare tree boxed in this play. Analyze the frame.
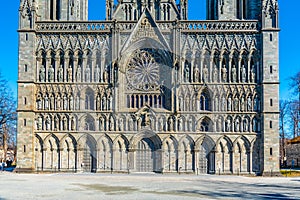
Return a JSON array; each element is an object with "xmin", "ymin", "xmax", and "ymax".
[
  {"xmin": 279, "ymin": 100, "xmax": 289, "ymax": 166},
  {"xmin": 0, "ymin": 72, "xmax": 17, "ymax": 162}
]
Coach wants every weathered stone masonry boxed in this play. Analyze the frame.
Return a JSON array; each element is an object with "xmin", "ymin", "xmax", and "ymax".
[{"xmin": 17, "ymin": 0, "xmax": 280, "ymax": 175}]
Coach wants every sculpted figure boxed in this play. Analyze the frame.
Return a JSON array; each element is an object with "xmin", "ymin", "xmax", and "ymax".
[
  {"xmin": 226, "ymin": 118, "xmax": 231, "ymax": 132},
  {"xmin": 85, "ymin": 65, "xmax": 90, "ymax": 82},
  {"xmin": 39, "ymin": 66, "xmax": 45, "ymax": 82},
  {"xmin": 46, "ymin": 116, "xmax": 51, "ymax": 130},
  {"xmin": 251, "ymin": 66, "xmax": 256, "ymax": 83},
  {"xmin": 67, "ymin": 66, "xmax": 73, "ymax": 82},
  {"xmin": 222, "ymin": 65, "xmax": 227, "ymax": 82},
  {"xmin": 48, "ymin": 65, "xmax": 54, "ymax": 82},
  {"xmin": 44, "ymin": 96, "xmax": 49, "ymax": 110},
  {"xmin": 247, "ymin": 97, "xmax": 252, "ymax": 111},
  {"xmin": 227, "ymin": 96, "xmax": 232, "ymax": 111},
  {"xmin": 231, "ymin": 66, "xmax": 237, "ymax": 82},
  {"xmin": 95, "ymin": 65, "xmax": 100, "ymax": 82},
  {"xmin": 194, "ymin": 65, "xmax": 200, "ymax": 82},
  {"xmin": 213, "ymin": 66, "xmax": 218, "ymax": 82},
  {"xmin": 184, "ymin": 63, "xmax": 190, "ymax": 82},
  {"xmin": 104, "ymin": 68, "xmax": 109, "ymax": 83},
  {"xmin": 54, "ymin": 116, "xmax": 59, "ymax": 130},
  {"xmin": 76, "ymin": 65, "xmax": 82, "ymax": 82},
  {"xmin": 69, "ymin": 95, "xmax": 74, "ymax": 110},
  {"xmin": 203, "ymin": 65, "xmax": 209, "ymax": 82},
  {"xmin": 58, "ymin": 65, "xmax": 64, "ymax": 82},
  {"xmin": 37, "ymin": 116, "xmax": 43, "ymax": 130},
  {"xmin": 241, "ymin": 65, "xmax": 246, "ymax": 82}
]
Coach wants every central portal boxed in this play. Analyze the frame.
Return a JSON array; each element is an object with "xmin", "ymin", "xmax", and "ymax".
[{"xmin": 136, "ymin": 138, "xmax": 156, "ymax": 172}]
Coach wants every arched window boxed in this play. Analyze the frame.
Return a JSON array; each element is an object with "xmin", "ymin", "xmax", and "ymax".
[
  {"xmin": 84, "ymin": 115, "xmax": 95, "ymax": 131},
  {"xmin": 200, "ymin": 89, "xmax": 211, "ymax": 111},
  {"xmin": 85, "ymin": 88, "xmax": 94, "ymax": 110}
]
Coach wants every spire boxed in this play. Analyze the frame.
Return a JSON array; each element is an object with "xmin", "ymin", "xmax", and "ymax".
[{"xmin": 262, "ymin": 0, "xmax": 279, "ymax": 28}]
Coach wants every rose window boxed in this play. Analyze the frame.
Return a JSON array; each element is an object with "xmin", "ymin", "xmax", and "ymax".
[{"xmin": 126, "ymin": 50, "xmax": 160, "ymax": 91}]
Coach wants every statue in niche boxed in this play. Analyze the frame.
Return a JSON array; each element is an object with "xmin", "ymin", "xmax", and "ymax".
[
  {"xmin": 54, "ymin": 115, "xmax": 59, "ymax": 130},
  {"xmin": 234, "ymin": 97, "xmax": 239, "ymax": 111},
  {"xmin": 63, "ymin": 95, "xmax": 68, "ymax": 110},
  {"xmin": 44, "ymin": 96, "xmax": 49, "ymax": 110},
  {"xmin": 213, "ymin": 66, "xmax": 218, "ymax": 82},
  {"xmin": 102, "ymin": 96, "xmax": 107, "ymax": 110},
  {"xmin": 226, "ymin": 118, "xmax": 231, "ymax": 132},
  {"xmin": 99, "ymin": 118, "xmax": 103, "ymax": 131},
  {"xmin": 247, "ymin": 97, "xmax": 252, "ymax": 111},
  {"xmin": 67, "ymin": 66, "xmax": 73, "ymax": 82},
  {"xmin": 221, "ymin": 96, "xmax": 226, "ymax": 111},
  {"xmin": 241, "ymin": 97, "xmax": 245, "ymax": 111},
  {"xmin": 76, "ymin": 65, "xmax": 82, "ymax": 82},
  {"xmin": 109, "ymin": 117, "xmax": 114, "ymax": 131},
  {"xmin": 243, "ymin": 119, "xmax": 248, "ymax": 132},
  {"xmin": 69, "ymin": 95, "xmax": 74, "ymax": 110},
  {"xmin": 251, "ymin": 66, "xmax": 256, "ymax": 83},
  {"xmin": 227, "ymin": 96, "xmax": 232, "ymax": 111},
  {"xmin": 56, "ymin": 96, "xmax": 61, "ymax": 110},
  {"xmin": 184, "ymin": 63, "xmax": 190, "ymax": 82},
  {"xmin": 96, "ymin": 95, "xmax": 101, "ymax": 110},
  {"xmin": 221, "ymin": 65, "xmax": 227, "ymax": 82},
  {"xmin": 45, "ymin": 116, "xmax": 51, "ymax": 130},
  {"xmin": 85, "ymin": 65, "xmax": 90, "ymax": 82},
  {"xmin": 75, "ymin": 95, "xmax": 80, "ymax": 110},
  {"xmin": 136, "ymin": 106, "xmax": 151, "ymax": 127},
  {"xmin": 48, "ymin": 65, "xmax": 54, "ymax": 82},
  {"xmin": 58, "ymin": 65, "xmax": 64, "ymax": 82},
  {"xmin": 194, "ymin": 65, "xmax": 200, "ymax": 82},
  {"xmin": 189, "ymin": 118, "xmax": 193, "ymax": 131},
  {"xmin": 37, "ymin": 97, "xmax": 42, "ymax": 110},
  {"xmin": 50, "ymin": 95, "xmax": 55, "ymax": 110},
  {"xmin": 71, "ymin": 117, "xmax": 75, "ymax": 131},
  {"xmin": 168, "ymin": 117, "xmax": 173, "ymax": 131},
  {"xmin": 159, "ymin": 117, "xmax": 164, "ymax": 131},
  {"xmin": 178, "ymin": 117, "xmax": 183, "ymax": 131},
  {"xmin": 203, "ymin": 65, "xmax": 208, "ymax": 82},
  {"xmin": 235, "ymin": 119, "xmax": 240, "ymax": 132},
  {"xmin": 37, "ymin": 116, "xmax": 43, "ymax": 130},
  {"xmin": 231, "ymin": 66, "xmax": 237, "ymax": 82},
  {"xmin": 95, "ymin": 65, "xmax": 100, "ymax": 82},
  {"xmin": 39, "ymin": 66, "xmax": 45, "ymax": 82},
  {"xmin": 103, "ymin": 68, "xmax": 109, "ymax": 83},
  {"xmin": 241, "ymin": 65, "xmax": 246, "ymax": 82},
  {"xmin": 119, "ymin": 118, "xmax": 123, "ymax": 131}
]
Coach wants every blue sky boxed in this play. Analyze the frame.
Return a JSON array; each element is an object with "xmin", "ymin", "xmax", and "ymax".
[{"xmin": 0, "ymin": 0, "xmax": 298, "ymax": 100}]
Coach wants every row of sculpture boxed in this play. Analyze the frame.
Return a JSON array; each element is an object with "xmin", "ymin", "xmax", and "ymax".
[{"xmin": 35, "ymin": 113, "xmax": 260, "ymax": 133}]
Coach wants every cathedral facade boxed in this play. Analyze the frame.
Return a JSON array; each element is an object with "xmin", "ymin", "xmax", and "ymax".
[{"xmin": 17, "ymin": 0, "xmax": 280, "ymax": 175}]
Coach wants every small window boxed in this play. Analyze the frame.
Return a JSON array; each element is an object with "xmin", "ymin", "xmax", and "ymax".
[
  {"xmin": 270, "ymin": 66, "xmax": 273, "ymax": 74},
  {"xmin": 270, "ymin": 148, "xmax": 273, "ymax": 156},
  {"xmin": 270, "ymin": 33, "xmax": 273, "ymax": 42},
  {"xmin": 24, "ymin": 64, "xmax": 28, "ymax": 72},
  {"xmin": 24, "ymin": 145, "xmax": 26, "ymax": 153},
  {"xmin": 25, "ymin": 34, "xmax": 28, "ymax": 41},
  {"xmin": 270, "ymin": 99, "xmax": 273, "ymax": 107},
  {"xmin": 24, "ymin": 97, "xmax": 27, "ymax": 105},
  {"xmin": 270, "ymin": 121, "xmax": 273, "ymax": 129},
  {"xmin": 24, "ymin": 119, "xmax": 27, "ymax": 126}
]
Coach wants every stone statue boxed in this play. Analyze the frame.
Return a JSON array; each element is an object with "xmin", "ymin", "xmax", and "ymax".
[
  {"xmin": 50, "ymin": 95, "xmax": 55, "ymax": 110},
  {"xmin": 58, "ymin": 65, "xmax": 64, "ymax": 82},
  {"xmin": 76, "ymin": 65, "xmax": 82, "ymax": 82},
  {"xmin": 97, "ymin": 95, "xmax": 101, "ymax": 110},
  {"xmin": 178, "ymin": 117, "xmax": 183, "ymax": 131},
  {"xmin": 227, "ymin": 96, "xmax": 232, "ymax": 111},
  {"xmin": 75, "ymin": 95, "xmax": 80, "ymax": 110},
  {"xmin": 203, "ymin": 65, "xmax": 208, "ymax": 82},
  {"xmin": 247, "ymin": 97, "xmax": 252, "ymax": 111},
  {"xmin": 44, "ymin": 96, "xmax": 49, "ymax": 110},
  {"xmin": 71, "ymin": 117, "xmax": 75, "ymax": 131},
  {"xmin": 67, "ymin": 66, "xmax": 73, "ymax": 82},
  {"xmin": 39, "ymin": 66, "xmax": 45, "ymax": 82},
  {"xmin": 241, "ymin": 65, "xmax": 246, "ymax": 82},
  {"xmin": 221, "ymin": 65, "xmax": 227, "ymax": 82},
  {"xmin": 222, "ymin": 96, "xmax": 226, "ymax": 111},
  {"xmin": 194, "ymin": 66, "xmax": 200, "ymax": 82},
  {"xmin": 48, "ymin": 65, "xmax": 54, "ymax": 82},
  {"xmin": 189, "ymin": 118, "xmax": 193, "ymax": 131},
  {"xmin": 226, "ymin": 118, "xmax": 231, "ymax": 132},
  {"xmin": 119, "ymin": 118, "xmax": 123, "ymax": 131},
  {"xmin": 109, "ymin": 117, "xmax": 114, "ymax": 131},
  {"xmin": 251, "ymin": 66, "xmax": 256, "ymax": 83},
  {"xmin": 54, "ymin": 116, "xmax": 59, "ymax": 130},
  {"xmin": 104, "ymin": 68, "xmax": 109, "ymax": 83},
  {"xmin": 46, "ymin": 116, "xmax": 51, "ymax": 130},
  {"xmin": 243, "ymin": 119, "xmax": 248, "ymax": 132},
  {"xmin": 231, "ymin": 66, "xmax": 236, "ymax": 82},
  {"xmin": 37, "ymin": 97, "xmax": 42, "ymax": 110},
  {"xmin": 85, "ymin": 65, "xmax": 90, "ymax": 82},
  {"xmin": 63, "ymin": 117, "xmax": 67, "ymax": 130},
  {"xmin": 235, "ymin": 119, "xmax": 240, "ymax": 132},
  {"xmin": 95, "ymin": 65, "xmax": 100, "ymax": 82},
  {"xmin": 234, "ymin": 97, "xmax": 239, "ymax": 111},
  {"xmin": 56, "ymin": 96, "xmax": 61, "ymax": 110},
  {"xmin": 241, "ymin": 97, "xmax": 245, "ymax": 111},
  {"xmin": 159, "ymin": 117, "xmax": 164, "ymax": 131},
  {"xmin": 69, "ymin": 95, "xmax": 74, "ymax": 110},
  {"xmin": 184, "ymin": 63, "xmax": 190, "ymax": 82},
  {"xmin": 213, "ymin": 67, "xmax": 218, "ymax": 82},
  {"xmin": 102, "ymin": 96, "xmax": 107, "ymax": 110},
  {"xmin": 63, "ymin": 95, "xmax": 68, "ymax": 110},
  {"xmin": 37, "ymin": 116, "xmax": 43, "ymax": 130}
]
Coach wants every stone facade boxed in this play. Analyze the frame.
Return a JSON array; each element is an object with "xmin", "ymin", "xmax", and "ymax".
[{"xmin": 17, "ymin": 0, "xmax": 280, "ymax": 175}]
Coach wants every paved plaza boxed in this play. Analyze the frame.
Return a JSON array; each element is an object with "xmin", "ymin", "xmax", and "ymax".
[{"xmin": 0, "ymin": 173, "xmax": 299, "ymax": 200}]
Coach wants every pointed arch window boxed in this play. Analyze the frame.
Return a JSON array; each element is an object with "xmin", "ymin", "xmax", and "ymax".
[
  {"xmin": 200, "ymin": 90, "xmax": 211, "ymax": 111},
  {"xmin": 85, "ymin": 88, "xmax": 94, "ymax": 110}
]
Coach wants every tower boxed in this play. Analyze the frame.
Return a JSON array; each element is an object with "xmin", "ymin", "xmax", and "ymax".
[{"xmin": 260, "ymin": 0, "xmax": 280, "ymax": 175}]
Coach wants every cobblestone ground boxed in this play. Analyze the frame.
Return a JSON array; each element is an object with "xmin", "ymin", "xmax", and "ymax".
[{"xmin": 0, "ymin": 172, "xmax": 299, "ymax": 200}]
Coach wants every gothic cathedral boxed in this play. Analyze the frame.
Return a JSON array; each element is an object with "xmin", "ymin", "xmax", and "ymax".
[{"xmin": 17, "ymin": 0, "xmax": 280, "ymax": 175}]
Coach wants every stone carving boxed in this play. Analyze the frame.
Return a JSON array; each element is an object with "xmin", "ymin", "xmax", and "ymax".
[
  {"xmin": 39, "ymin": 66, "xmax": 45, "ymax": 82},
  {"xmin": 58, "ymin": 65, "xmax": 64, "ymax": 82},
  {"xmin": 241, "ymin": 65, "xmax": 246, "ymax": 82},
  {"xmin": 203, "ymin": 65, "xmax": 208, "ymax": 82},
  {"xmin": 221, "ymin": 65, "xmax": 227, "ymax": 82},
  {"xmin": 48, "ymin": 66, "xmax": 54, "ymax": 82},
  {"xmin": 231, "ymin": 66, "xmax": 237, "ymax": 82},
  {"xmin": 85, "ymin": 65, "xmax": 90, "ymax": 82},
  {"xmin": 76, "ymin": 65, "xmax": 82, "ymax": 82},
  {"xmin": 95, "ymin": 65, "xmax": 100, "ymax": 82},
  {"xmin": 67, "ymin": 66, "xmax": 73, "ymax": 82}
]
